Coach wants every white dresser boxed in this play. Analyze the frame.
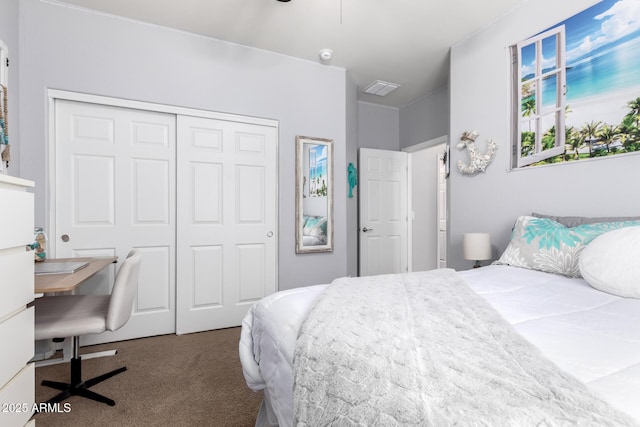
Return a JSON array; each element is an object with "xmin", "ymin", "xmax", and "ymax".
[{"xmin": 0, "ymin": 174, "xmax": 35, "ymax": 427}]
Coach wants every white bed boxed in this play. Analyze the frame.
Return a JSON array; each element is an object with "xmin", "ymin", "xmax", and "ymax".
[
  {"xmin": 240, "ymin": 216, "xmax": 640, "ymax": 426},
  {"xmin": 240, "ymin": 265, "xmax": 640, "ymax": 426}
]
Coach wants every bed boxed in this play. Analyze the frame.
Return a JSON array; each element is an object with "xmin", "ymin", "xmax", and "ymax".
[{"xmin": 240, "ymin": 216, "xmax": 640, "ymax": 426}]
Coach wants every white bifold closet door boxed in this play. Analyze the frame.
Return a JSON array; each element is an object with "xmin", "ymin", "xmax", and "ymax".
[
  {"xmin": 176, "ymin": 116, "xmax": 277, "ymax": 334},
  {"xmin": 54, "ymin": 99, "xmax": 176, "ymax": 344}
]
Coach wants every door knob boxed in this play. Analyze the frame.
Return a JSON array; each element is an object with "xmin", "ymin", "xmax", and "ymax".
[
  {"xmin": 362, "ymin": 227, "xmax": 374, "ymax": 232},
  {"xmin": 61, "ymin": 234, "xmax": 70, "ymax": 242}
]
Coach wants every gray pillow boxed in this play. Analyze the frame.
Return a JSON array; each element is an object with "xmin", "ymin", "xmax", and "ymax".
[
  {"xmin": 532, "ymin": 213, "xmax": 640, "ymax": 228},
  {"xmin": 496, "ymin": 216, "xmax": 640, "ymax": 277}
]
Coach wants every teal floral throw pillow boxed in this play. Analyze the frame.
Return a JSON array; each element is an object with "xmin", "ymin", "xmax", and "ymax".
[{"xmin": 495, "ymin": 216, "xmax": 640, "ymax": 277}]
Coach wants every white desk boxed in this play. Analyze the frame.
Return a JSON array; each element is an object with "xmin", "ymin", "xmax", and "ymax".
[{"xmin": 35, "ymin": 257, "xmax": 117, "ymax": 294}]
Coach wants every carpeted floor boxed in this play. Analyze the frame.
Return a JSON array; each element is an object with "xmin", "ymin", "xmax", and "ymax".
[{"xmin": 33, "ymin": 327, "xmax": 262, "ymax": 426}]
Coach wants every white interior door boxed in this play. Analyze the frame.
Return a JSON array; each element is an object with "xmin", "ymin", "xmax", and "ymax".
[
  {"xmin": 54, "ymin": 99, "xmax": 176, "ymax": 344},
  {"xmin": 437, "ymin": 151, "xmax": 448, "ymax": 268},
  {"xmin": 176, "ymin": 115, "xmax": 277, "ymax": 334},
  {"xmin": 358, "ymin": 148, "xmax": 408, "ymax": 276},
  {"xmin": 408, "ymin": 142, "xmax": 447, "ymax": 272}
]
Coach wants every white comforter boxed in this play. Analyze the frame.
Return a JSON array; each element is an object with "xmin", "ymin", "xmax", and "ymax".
[{"xmin": 239, "ymin": 265, "xmax": 640, "ymax": 425}]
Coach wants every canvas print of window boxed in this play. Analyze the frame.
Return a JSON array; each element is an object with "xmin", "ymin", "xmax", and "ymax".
[{"xmin": 511, "ymin": 0, "xmax": 640, "ymax": 168}]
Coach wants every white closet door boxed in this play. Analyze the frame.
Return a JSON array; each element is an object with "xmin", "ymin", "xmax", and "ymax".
[
  {"xmin": 54, "ymin": 100, "xmax": 176, "ymax": 343},
  {"xmin": 176, "ymin": 115, "xmax": 277, "ymax": 334}
]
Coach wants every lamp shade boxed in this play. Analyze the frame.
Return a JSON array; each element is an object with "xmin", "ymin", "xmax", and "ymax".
[{"xmin": 463, "ymin": 233, "xmax": 491, "ymax": 261}]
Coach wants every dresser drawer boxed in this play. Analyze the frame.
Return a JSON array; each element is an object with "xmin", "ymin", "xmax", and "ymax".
[
  {"xmin": 0, "ymin": 307, "xmax": 34, "ymax": 388},
  {"xmin": 0, "ymin": 189, "xmax": 34, "ymax": 250},
  {"xmin": 0, "ymin": 251, "xmax": 34, "ymax": 318},
  {"xmin": 0, "ymin": 363, "xmax": 35, "ymax": 427}
]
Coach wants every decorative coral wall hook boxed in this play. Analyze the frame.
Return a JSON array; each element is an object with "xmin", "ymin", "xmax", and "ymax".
[{"xmin": 456, "ymin": 130, "xmax": 497, "ymax": 174}]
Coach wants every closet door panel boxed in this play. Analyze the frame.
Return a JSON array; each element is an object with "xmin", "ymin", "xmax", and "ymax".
[
  {"xmin": 54, "ymin": 99, "xmax": 176, "ymax": 344},
  {"xmin": 177, "ymin": 115, "xmax": 277, "ymax": 334}
]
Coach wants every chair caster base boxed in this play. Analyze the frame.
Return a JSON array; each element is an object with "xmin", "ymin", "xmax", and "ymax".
[{"xmin": 40, "ymin": 357, "xmax": 127, "ymax": 407}]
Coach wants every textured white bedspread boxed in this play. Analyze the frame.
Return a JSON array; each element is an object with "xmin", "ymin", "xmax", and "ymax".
[{"xmin": 239, "ymin": 265, "xmax": 640, "ymax": 425}]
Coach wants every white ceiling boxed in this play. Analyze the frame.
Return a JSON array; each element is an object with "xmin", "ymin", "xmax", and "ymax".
[{"xmin": 59, "ymin": 0, "xmax": 525, "ymax": 108}]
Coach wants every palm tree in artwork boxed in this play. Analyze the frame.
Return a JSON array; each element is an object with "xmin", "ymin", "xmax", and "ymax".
[
  {"xmin": 565, "ymin": 104, "xmax": 573, "ymax": 118},
  {"xmin": 522, "ymin": 98, "xmax": 536, "ymax": 132},
  {"xmin": 582, "ymin": 120, "xmax": 603, "ymax": 157},
  {"xmin": 620, "ymin": 114, "xmax": 639, "ymax": 151},
  {"xmin": 563, "ymin": 126, "xmax": 574, "ymax": 160},
  {"xmin": 622, "ymin": 98, "xmax": 640, "ymax": 150},
  {"xmin": 598, "ymin": 124, "xmax": 620, "ymax": 153},
  {"xmin": 566, "ymin": 127, "xmax": 585, "ymax": 160},
  {"xmin": 542, "ymin": 126, "xmax": 556, "ymax": 150},
  {"xmin": 627, "ymin": 97, "xmax": 640, "ymax": 125}
]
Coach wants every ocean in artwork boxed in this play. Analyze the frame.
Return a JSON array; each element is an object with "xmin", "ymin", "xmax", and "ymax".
[
  {"xmin": 566, "ymin": 36, "xmax": 640, "ymax": 102},
  {"xmin": 547, "ymin": 0, "xmax": 640, "ymax": 127}
]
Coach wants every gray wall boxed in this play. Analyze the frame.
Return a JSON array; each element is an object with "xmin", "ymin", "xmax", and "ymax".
[
  {"xmin": 448, "ymin": 0, "xmax": 640, "ymax": 270},
  {"xmin": 345, "ymin": 73, "xmax": 359, "ymax": 277},
  {"xmin": 357, "ymin": 101, "xmax": 399, "ymax": 150},
  {"xmin": 0, "ymin": 0, "xmax": 20, "ymax": 176},
  {"xmin": 399, "ymin": 86, "xmax": 449, "ymax": 150},
  {"xmin": 18, "ymin": 0, "xmax": 351, "ymax": 290}
]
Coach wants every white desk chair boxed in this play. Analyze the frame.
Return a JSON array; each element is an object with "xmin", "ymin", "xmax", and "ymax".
[{"xmin": 34, "ymin": 249, "xmax": 142, "ymax": 406}]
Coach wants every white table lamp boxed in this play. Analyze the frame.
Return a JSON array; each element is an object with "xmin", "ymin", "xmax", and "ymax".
[{"xmin": 463, "ymin": 233, "xmax": 491, "ymax": 268}]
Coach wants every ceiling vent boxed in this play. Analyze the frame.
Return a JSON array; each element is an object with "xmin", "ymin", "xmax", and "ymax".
[{"xmin": 363, "ymin": 80, "xmax": 400, "ymax": 96}]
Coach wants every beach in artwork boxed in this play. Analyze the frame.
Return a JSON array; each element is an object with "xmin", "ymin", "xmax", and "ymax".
[{"xmin": 565, "ymin": 86, "xmax": 640, "ymax": 129}]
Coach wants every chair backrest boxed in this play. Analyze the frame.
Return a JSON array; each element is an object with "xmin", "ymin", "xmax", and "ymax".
[{"xmin": 106, "ymin": 249, "xmax": 143, "ymax": 332}]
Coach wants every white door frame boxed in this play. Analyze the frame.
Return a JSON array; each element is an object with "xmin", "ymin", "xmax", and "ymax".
[{"xmin": 402, "ymin": 135, "xmax": 448, "ymax": 271}]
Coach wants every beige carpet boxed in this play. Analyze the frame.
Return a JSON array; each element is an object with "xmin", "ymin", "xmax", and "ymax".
[{"xmin": 34, "ymin": 327, "xmax": 263, "ymax": 427}]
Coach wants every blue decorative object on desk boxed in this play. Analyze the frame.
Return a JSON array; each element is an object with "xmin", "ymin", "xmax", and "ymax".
[{"xmin": 31, "ymin": 227, "xmax": 47, "ymax": 261}]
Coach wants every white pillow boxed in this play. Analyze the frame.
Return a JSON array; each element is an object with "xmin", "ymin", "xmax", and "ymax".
[{"xmin": 579, "ymin": 226, "xmax": 640, "ymax": 298}]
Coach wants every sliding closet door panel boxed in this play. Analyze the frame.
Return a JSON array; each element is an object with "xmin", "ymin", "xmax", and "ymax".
[
  {"xmin": 54, "ymin": 99, "xmax": 176, "ymax": 344},
  {"xmin": 177, "ymin": 115, "xmax": 277, "ymax": 334}
]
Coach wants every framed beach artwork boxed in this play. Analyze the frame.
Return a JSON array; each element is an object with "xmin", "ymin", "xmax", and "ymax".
[
  {"xmin": 295, "ymin": 136, "xmax": 333, "ymax": 254},
  {"xmin": 511, "ymin": 0, "xmax": 640, "ymax": 168}
]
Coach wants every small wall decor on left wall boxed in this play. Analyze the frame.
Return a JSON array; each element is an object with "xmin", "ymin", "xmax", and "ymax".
[
  {"xmin": 0, "ymin": 39, "xmax": 10, "ymax": 173},
  {"xmin": 347, "ymin": 162, "xmax": 357, "ymax": 198}
]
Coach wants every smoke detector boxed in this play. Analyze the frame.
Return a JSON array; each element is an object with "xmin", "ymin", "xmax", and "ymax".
[
  {"xmin": 319, "ymin": 49, "xmax": 333, "ymax": 61},
  {"xmin": 363, "ymin": 80, "xmax": 400, "ymax": 96}
]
